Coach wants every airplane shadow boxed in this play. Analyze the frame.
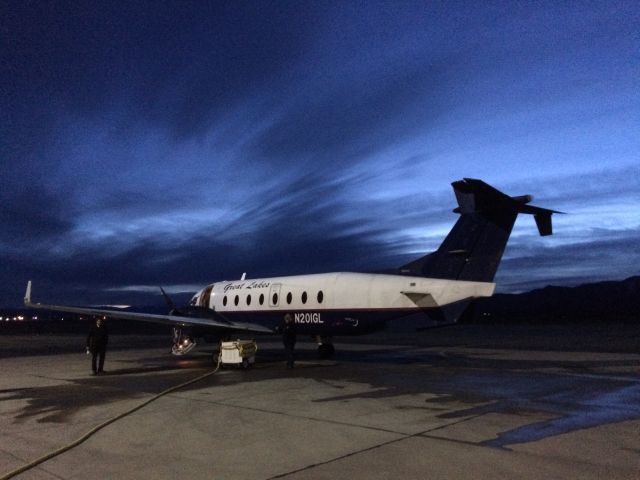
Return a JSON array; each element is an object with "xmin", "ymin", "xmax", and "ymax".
[{"xmin": 3, "ymin": 343, "xmax": 640, "ymax": 448}]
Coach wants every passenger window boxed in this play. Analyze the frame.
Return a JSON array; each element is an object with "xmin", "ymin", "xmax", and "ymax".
[
  {"xmin": 272, "ymin": 293, "xmax": 278, "ymax": 305},
  {"xmin": 234, "ymin": 295, "xmax": 239, "ymax": 306},
  {"xmin": 317, "ymin": 290, "xmax": 324, "ymax": 303},
  {"xmin": 247, "ymin": 295, "xmax": 251, "ymax": 306},
  {"xmin": 223, "ymin": 296, "xmax": 227, "ymax": 306},
  {"xmin": 259, "ymin": 293, "xmax": 264, "ymax": 305},
  {"xmin": 286, "ymin": 292, "xmax": 292, "ymax": 304},
  {"xmin": 302, "ymin": 291, "xmax": 307, "ymax": 304}
]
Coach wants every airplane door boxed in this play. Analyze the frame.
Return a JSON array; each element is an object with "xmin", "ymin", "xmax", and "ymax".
[{"xmin": 269, "ymin": 283, "xmax": 281, "ymax": 307}]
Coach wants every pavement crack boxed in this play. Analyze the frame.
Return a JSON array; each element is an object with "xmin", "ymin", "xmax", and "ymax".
[
  {"xmin": 264, "ymin": 414, "xmax": 486, "ymax": 479},
  {"xmin": 170, "ymin": 393, "xmax": 408, "ymax": 436}
]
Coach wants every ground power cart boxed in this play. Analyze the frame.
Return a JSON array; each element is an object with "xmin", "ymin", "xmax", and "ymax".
[{"xmin": 219, "ymin": 340, "xmax": 257, "ymax": 368}]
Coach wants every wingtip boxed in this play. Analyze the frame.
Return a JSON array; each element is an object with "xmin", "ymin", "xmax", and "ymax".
[{"xmin": 24, "ymin": 281, "xmax": 32, "ymax": 306}]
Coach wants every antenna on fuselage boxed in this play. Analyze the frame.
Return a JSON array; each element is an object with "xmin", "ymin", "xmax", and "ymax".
[{"xmin": 241, "ymin": 272, "xmax": 247, "ymax": 280}]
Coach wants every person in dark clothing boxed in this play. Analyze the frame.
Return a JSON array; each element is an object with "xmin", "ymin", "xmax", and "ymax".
[
  {"xmin": 86, "ymin": 317, "xmax": 108, "ymax": 375},
  {"xmin": 281, "ymin": 313, "xmax": 297, "ymax": 369}
]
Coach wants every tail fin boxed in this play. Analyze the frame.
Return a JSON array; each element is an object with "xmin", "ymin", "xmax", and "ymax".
[{"xmin": 400, "ymin": 178, "xmax": 561, "ymax": 282}]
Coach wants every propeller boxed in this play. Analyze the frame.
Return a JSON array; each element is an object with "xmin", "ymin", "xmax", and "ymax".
[{"xmin": 159, "ymin": 286, "xmax": 180, "ymax": 315}]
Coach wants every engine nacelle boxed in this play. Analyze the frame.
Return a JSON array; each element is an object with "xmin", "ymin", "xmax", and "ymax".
[{"xmin": 171, "ymin": 327, "xmax": 197, "ymax": 355}]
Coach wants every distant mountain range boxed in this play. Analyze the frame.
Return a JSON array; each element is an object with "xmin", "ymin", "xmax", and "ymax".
[{"xmin": 472, "ymin": 276, "xmax": 640, "ymax": 324}]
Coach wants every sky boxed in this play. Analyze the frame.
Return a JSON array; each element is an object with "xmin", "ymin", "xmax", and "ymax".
[{"xmin": 1, "ymin": 1, "xmax": 639, "ymax": 307}]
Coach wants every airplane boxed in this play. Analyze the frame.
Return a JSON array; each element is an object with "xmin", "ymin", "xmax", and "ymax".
[{"xmin": 24, "ymin": 178, "xmax": 560, "ymax": 359}]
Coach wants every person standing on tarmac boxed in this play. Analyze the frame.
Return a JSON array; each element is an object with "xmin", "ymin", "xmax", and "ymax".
[
  {"xmin": 86, "ymin": 317, "xmax": 109, "ymax": 375},
  {"xmin": 281, "ymin": 313, "xmax": 297, "ymax": 369}
]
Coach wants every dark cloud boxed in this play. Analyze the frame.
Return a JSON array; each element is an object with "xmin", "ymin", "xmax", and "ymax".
[
  {"xmin": 0, "ymin": 192, "xmax": 392, "ymax": 307},
  {"xmin": 250, "ymin": 60, "xmax": 452, "ymax": 164},
  {"xmin": 0, "ymin": 185, "xmax": 74, "ymax": 242},
  {"xmin": 2, "ymin": 2, "xmax": 317, "ymax": 139},
  {"xmin": 2, "ymin": 176, "xmax": 638, "ymax": 305},
  {"xmin": 2, "ymin": 166, "xmax": 441, "ymax": 305},
  {"xmin": 504, "ymin": 166, "xmax": 640, "ymax": 211},
  {"xmin": 1, "ymin": 2, "xmax": 638, "ymax": 307}
]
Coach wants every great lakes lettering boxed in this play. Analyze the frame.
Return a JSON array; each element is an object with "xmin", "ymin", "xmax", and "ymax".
[{"xmin": 223, "ymin": 281, "xmax": 271, "ymax": 293}]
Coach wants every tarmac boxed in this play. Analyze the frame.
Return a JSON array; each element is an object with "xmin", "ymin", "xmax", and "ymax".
[{"xmin": 1, "ymin": 326, "xmax": 639, "ymax": 479}]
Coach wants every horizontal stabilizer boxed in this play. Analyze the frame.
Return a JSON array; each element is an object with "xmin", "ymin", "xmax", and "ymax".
[{"xmin": 453, "ymin": 178, "xmax": 562, "ymax": 236}]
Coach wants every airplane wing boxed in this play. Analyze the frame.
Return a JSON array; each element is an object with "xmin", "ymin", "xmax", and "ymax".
[{"xmin": 23, "ymin": 282, "xmax": 273, "ymax": 334}]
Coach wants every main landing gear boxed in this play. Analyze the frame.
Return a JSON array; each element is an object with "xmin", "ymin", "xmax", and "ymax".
[{"xmin": 316, "ymin": 336, "xmax": 335, "ymax": 359}]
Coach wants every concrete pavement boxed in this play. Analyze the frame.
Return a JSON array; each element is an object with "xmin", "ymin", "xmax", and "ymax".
[{"xmin": 1, "ymin": 332, "xmax": 639, "ymax": 479}]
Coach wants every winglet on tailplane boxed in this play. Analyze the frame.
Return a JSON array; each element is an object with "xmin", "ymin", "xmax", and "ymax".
[{"xmin": 400, "ymin": 178, "xmax": 562, "ymax": 282}]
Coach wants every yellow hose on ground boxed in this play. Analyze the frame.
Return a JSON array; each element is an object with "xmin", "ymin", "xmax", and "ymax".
[{"xmin": 1, "ymin": 352, "xmax": 223, "ymax": 480}]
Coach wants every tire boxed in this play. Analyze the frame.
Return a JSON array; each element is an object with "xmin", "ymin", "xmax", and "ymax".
[{"xmin": 318, "ymin": 343, "xmax": 335, "ymax": 359}]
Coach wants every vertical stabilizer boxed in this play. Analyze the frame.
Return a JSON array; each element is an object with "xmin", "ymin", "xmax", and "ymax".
[{"xmin": 400, "ymin": 179, "xmax": 560, "ymax": 282}]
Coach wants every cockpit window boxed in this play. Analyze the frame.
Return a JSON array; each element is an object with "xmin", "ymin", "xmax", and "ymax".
[{"xmin": 200, "ymin": 285, "xmax": 214, "ymax": 308}]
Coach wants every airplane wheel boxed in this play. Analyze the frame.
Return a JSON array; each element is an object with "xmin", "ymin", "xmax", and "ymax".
[{"xmin": 318, "ymin": 343, "xmax": 335, "ymax": 359}]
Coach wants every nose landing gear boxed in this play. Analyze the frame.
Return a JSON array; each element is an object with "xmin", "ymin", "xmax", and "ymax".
[{"xmin": 171, "ymin": 328, "xmax": 196, "ymax": 355}]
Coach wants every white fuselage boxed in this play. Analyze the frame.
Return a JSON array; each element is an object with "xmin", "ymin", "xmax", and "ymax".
[{"xmin": 191, "ymin": 273, "xmax": 495, "ymax": 335}]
